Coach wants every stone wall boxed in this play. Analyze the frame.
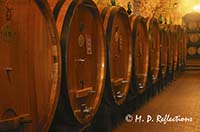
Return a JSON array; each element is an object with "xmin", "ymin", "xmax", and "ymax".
[{"xmin": 93, "ymin": 0, "xmax": 197, "ymax": 25}]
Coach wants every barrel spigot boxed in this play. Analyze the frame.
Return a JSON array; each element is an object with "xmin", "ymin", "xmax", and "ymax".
[
  {"xmin": 121, "ymin": 80, "xmax": 128, "ymax": 84},
  {"xmin": 87, "ymin": 90, "xmax": 96, "ymax": 94},
  {"xmin": 75, "ymin": 58, "xmax": 85, "ymax": 62},
  {"xmin": 116, "ymin": 91, "xmax": 125, "ymax": 98},
  {"xmin": 152, "ymin": 74, "xmax": 156, "ymax": 80},
  {"xmin": 138, "ymin": 83, "xmax": 144, "ymax": 89},
  {"xmin": 82, "ymin": 106, "xmax": 91, "ymax": 114}
]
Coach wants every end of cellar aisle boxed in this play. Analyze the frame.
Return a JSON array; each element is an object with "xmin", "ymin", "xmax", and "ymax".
[{"xmin": 113, "ymin": 71, "xmax": 200, "ymax": 132}]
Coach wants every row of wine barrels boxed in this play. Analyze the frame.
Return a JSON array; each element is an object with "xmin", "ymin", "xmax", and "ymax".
[
  {"xmin": 187, "ymin": 46, "xmax": 200, "ymax": 56},
  {"xmin": 174, "ymin": 25, "xmax": 188, "ymax": 70},
  {"xmin": 0, "ymin": 0, "xmax": 187, "ymax": 131},
  {"xmin": 98, "ymin": 5, "xmax": 133, "ymax": 106},
  {"xmin": 48, "ymin": 0, "xmax": 107, "ymax": 125},
  {"xmin": 47, "ymin": 0, "xmax": 149, "ymax": 129},
  {"xmin": 171, "ymin": 24, "xmax": 188, "ymax": 72},
  {"xmin": 48, "ymin": 0, "xmax": 150, "ymax": 127},
  {"xmin": 0, "ymin": 0, "xmax": 61, "ymax": 132},
  {"xmin": 146, "ymin": 18, "xmax": 160, "ymax": 84},
  {"xmin": 159, "ymin": 24, "xmax": 186, "ymax": 77}
]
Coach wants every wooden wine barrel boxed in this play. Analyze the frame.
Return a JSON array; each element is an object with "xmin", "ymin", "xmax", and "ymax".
[
  {"xmin": 48, "ymin": 0, "xmax": 58, "ymax": 11},
  {"xmin": 130, "ymin": 15, "xmax": 149, "ymax": 94},
  {"xmin": 98, "ymin": 5, "xmax": 133, "ymax": 106},
  {"xmin": 146, "ymin": 18, "xmax": 160, "ymax": 84},
  {"xmin": 187, "ymin": 21, "xmax": 198, "ymax": 31},
  {"xmin": 49, "ymin": 0, "xmax": 106, "ymax": 125},
  {"xmin": 167, "ymin": 29, "xmax": 174, "ymax": 73},
  {"xmin": 170, "ymin": 25, "xmax": 179, "ymax": 72},
  {"xmin": 188, "ymin": 46, "xmax": 197, "ymax": 56},
  {"xmin": 178, "ymin": 27, "xmax": 184, "ymax": 69},
  {"xmin": 0, "ymin": 0, "xmax": 61, "ymax": 132},
  {"xmin": 189, "ymin": 33, "xmax": 199, "ymax": 43},
  {"xmin": 159, "ymin": 24, "xmax": 168, "ymax": 79},
  {"xmin": 183, "ymin": 30, "xmax": 188, "ymax": 66},
  {"xmin": 47, "ymin": 0, "xmax": 65, "ymax": 20},
  {"xmin": 181, "ymin": 28, "xmax": 185, "ymax": 68},
  {"xmin": 174, "ymin": 25, "xmax": 183, "ymax": 69},
  {"xmin": 197, "ymin": 47, "xmax": 200, "ymax": 55},
  {"xmin": 173, "ymin": 32, "xmax": 178, "ymax": 71}
]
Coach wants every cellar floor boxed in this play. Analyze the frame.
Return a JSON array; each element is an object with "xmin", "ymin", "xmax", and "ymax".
[{"xmin": 113, "ymin": 71, "xmax": 200, "ymax": 132}]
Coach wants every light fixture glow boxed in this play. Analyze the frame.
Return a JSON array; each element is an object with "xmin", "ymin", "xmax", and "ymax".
[{"xmin": 193, "ymin": 5, "xmax": 200, "ymax": 11}]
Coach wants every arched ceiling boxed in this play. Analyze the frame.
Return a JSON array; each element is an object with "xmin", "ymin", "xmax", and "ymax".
[{"xmin": 94, "ymin": 0, "xmax": 200, "ymax": 24}]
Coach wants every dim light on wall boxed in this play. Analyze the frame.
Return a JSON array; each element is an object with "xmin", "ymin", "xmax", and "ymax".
[{"xmin": 193, "ymin": 4, "xmax": 200, "ymax": 11}]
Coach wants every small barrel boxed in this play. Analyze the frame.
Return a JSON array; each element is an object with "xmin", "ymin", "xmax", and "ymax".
[
  {"xmin": 159, "ymin": 24, "xmax": 168, "ymax": 79},
  {"xmin": 130, "ymin": 15, "xmax": 149, "ymax": 94},
  {"xmin": 146, "ymin": 18, "xmax": 160, "ymax": 84},
  {"xmin": 0, "ymin": 1, "xmax": 61, "ymax": 132},
  {"xmin": 187, "ymin": 46, "xmax": 197, "ymax": 56},
  {"xmin": 98, "ymin": 5, "xmax": 133, "ymax": 106},
  {"xmin": 187, "ymin": 21, "xmax": 198, "ymax": 31},
  {"xmin": 188, "ymin": 33, "xmax": 199, "ymax": 43},
  {"xmin": 49, "ymin": 0, "xmax": 106, "ymax": 125}
]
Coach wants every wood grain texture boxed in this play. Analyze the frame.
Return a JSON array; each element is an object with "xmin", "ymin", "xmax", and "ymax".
[
  {"xmin": 159, "ymin": 24, "xmax": 168, "ymax": 79},
  {"xmin": 50, "ymin": 0, "xmax": 106, "ymax": 125},
  {"xmin": 147, "ymin": 18, "xmax": 160, "ymax": 84},
  {"xmin": 0, "ymin": 0, "xmax": 61, "ymax": 131},
  {"xmin": 98, "ymin": 5, "xmax": 133, "ymax": 106},
  {"xmin": 130, "ymin": 15, "xmax": 149, "ymax": 94}
]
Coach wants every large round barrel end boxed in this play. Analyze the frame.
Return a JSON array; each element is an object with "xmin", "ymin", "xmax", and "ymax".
[
  {"xmin": 130, "ymin": 15, "xmax": 150, "ymax": 94},
  {"xmin": 147, "ymin": 18, "xmax": 161, "ymax": 84},
  {"xmin": 159, "ymin": 24, "xmax": 169, "ymax": 79},
  {"xmin": 98, "ymin": 5, "xmax": 133, "ymax": 106},
  {"xmin": 52, "ymin": 0, "xmax": 107, "ymax": 125},
  {"xmin": 0, "ymin": 1, "xmax": 61, "ymax": 131}
]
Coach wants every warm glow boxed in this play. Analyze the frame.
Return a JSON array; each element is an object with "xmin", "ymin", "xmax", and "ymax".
[
  {"xmin": 193, "ymin": 5, "xmax": 200, "ymax": 11},
  {"xmin": 179, "ymin": 0, "xmax": 200, "ymax": 15}
]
